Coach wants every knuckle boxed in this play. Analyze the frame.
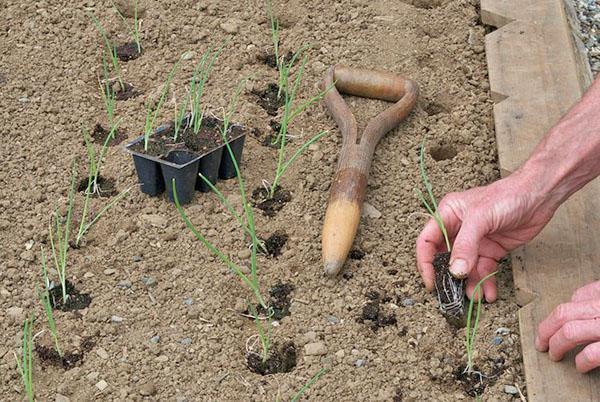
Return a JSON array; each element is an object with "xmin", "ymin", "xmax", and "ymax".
[
  {"xmin": 561, "ymin": 321, "xmax": 580, "ymax": 342},
  {"xmin": 553, "ymin": 303, "xmax": 570, "ymax": 323}
]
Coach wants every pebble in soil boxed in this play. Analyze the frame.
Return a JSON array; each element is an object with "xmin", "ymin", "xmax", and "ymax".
[
  {"xmin": 116, "ymin": 42, "xmax": 143, "ymax": 61},
  {"xmin": 252, "ymin": 186, "xmax": 292, "ymax": 217},
  {"xmin": 358, "ymin": 291, "xmax": 397, "ymax": 331},
  {"xmin": 48, "ymin": 280, "xmax": 92, "ymax": 312},
  {"xmin": 90, "ymin": 122, "xmax": 128, "ymax": 146},
  {"xmin": 77, "ymin": 175, "xmax": 118, "ymax": 198},
  {"xmin": 246, "ymin": 341, "xmax": 297, "ymax": 375},
  {"xmin": 251, "ymin": 83, "xmax": 285, "ymax": 116},
  {"xmin": 259, "ymin": 231, "xmax": 288, "ymax": 257},
  {"xmin": 433, "ymin": 251, "xmax": 466, "ymax": 328}
]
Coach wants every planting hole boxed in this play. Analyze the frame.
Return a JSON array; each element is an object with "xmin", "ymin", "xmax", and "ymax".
[
  {"xmin": 259, "ymin": 50, "xmax": 294, "ymax": 69},
  {"xmin": 48, "ymin": 280, "xmax": 92, "ymax": 312},
  {"xmin": 248, "ymin": 282, "xmax": 295, "ymax": 321},
  {"xmin": 91, "ymin": 123, "xmax": 127, "ymax": 145},
  {"xmin": 115, "ymin": 82, "xmax": 141, "ymax": 101},
  {"xmin": 429, "ymin": 144, "xmax": 457, "ymax": 161},
  {"xmin": 359, "ymin": 291, "xmax": 397, "ymax": 331},
  {"xmin": 247, "ymin": 341, "xmax": 297, "ymax": 375},
  {"xmin": 77, "ymin": 176, "xmax": 117, "ymax": 198},
  {"xmin": 261, "ymin": 231, "xmax": 288, "ymax": 257},
  {"xmin": 251, "ymin": 83, "xmax": 285, "ymax": 116},
  {"xmin": 252, "ymin": 186, "xmax": 292, "ymax": 217},
  {"xmin": 402, "ymin": 0, "xmax": 444, "ymax": 9},
  {"xmin": 116, "ymin": 42, "xmax": 143, "ymax": 61}
]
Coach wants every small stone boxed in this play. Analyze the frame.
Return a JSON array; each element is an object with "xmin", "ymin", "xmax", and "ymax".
[
  {"xmin": 95, "ymin": 380, "xmax": 108, "ymax": 391},
  {"xmin": 361, "ymin": 202, "xmax": 382, "ymax": 219},
  {"xmin": 111, "ymin": 315, "xmax": 124, "ymax": 323},
  {"xmin": 139, "ymin": 382, "xmax": 156, "ymax": 396},
  {"xmin": 304, "ymin": 331, "xmax": 317, "ymax": 343},
  {"xmin": 180, "ymin": 338, "xmax": 192, "ymax": 346},
  {"xmin": 220, "ymin": 19, "xmax": 240, "ymax": 34},
  {"xmin": 86, "ymin": 371, "xmax": 99, "ymax": 381},
  {"xmin": 25, "ymin": 239, "xmax": 34, "ymax": 250},
  {"xmin": 233, "ymin": 298, "xmax": 247, "ymax": 313},
  {"xmin": 183, "ymin": 298, "xmax": 194, "ymax": 306},
  {"xmin": 313, "ymin": 61, "xmax": 326, "ymax": 72},
  {"xmin": 155, "ymin": 355, "xmax": 169, "ymax": 363},
  {"xmin": 96, "ymin": 348, "xmax": 109, "ymax": 359},
  {"xmin": 132, "ymin": 255, "xmax": 143, "ymax": 262},
  {"xmin": 182, "ymin": 50, "xmax": 196, "ymax": 60},
  {"xmin": 355, "ymin": 359, "xmax": 366, "ymax": 367},
  {"xmin": 116, "ymin": 280, "xmax": 132, "ymax": 289},
  {"xmin": 55, "ymin": 394, "xmax": 70, "ymax": 402},
  {"xmin": 503, "ymin": 385, "xmax": 518, "ymax": 395},
  {"xmin": 7, "ymin": 306, "xmax": 24, "ymax": 323},
  {"xmin": 83, "ymin": 272, "xmax": 94, "ymax": 279},
  {"xmin": 335, "ymin": 350, "xmax": 345, "ymax": 360},
  {"xmin": 496, "ymin": 327, "xmax": 510, "ymax": 336},
  {"xmin": 401, "ymin": 298, "xmax": 415, "ymax": 307},
  {"xmin": 327, "ymin": 315, "xmax": 340, "ymax": 324},
  {"xmin": 492, "ymin": 336, "xmax": 503, "ymax": 345},
  {"xmin": 150, "ymin": 335, "xmax": 160, "ymax": 343},
  {"xmin": 142, "ymin": 277, "xmax": 157, "ymax": 287},
  {"xmin": 104, "ymin": 268, "xmax": 116, "ymax": 275},
  {"xmin": 237, "ymin": 248, "xmax": 251, "ymax": 259},
  {"xmin": 304, "ymin": 342, "xmax": 327, "ymax": 356}
]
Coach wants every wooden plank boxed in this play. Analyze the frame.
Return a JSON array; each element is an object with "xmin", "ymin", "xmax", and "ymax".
[{"xmin": 481, "ymin": 0, "xmax": 600, "ymax": 400}]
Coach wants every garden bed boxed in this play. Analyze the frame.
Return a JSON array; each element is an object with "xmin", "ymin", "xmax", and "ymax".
[{"xmin": 0, "ymin": 0, "xmax": 525, "ymax": 400}]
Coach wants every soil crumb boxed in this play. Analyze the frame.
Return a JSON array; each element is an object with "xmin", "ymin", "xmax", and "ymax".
[
  {"xmin": 115, "ymin": 82, "xmax": 141, "ymax": 101},
  {"xmin": 116, "ymin": 42, "xmax": 143, "ymax": 61},
  {"xmin": 349, "ymin": 249, "xmax": 365, "ymax": 260},
  {"xmin": 433, "ymin": 251, "xmax": 466, "ymax": 327},
  {"xmin": 261, "ymin": 231, "xmax": 288, "ymax": 257},
  {"xmin": 359, "ymin": 291, "xmax": 397, "ymax": 331},
  {"xmin": 91, "ymin": 123, "xmax": 127, "ymax": 146},
  {"xmin": 252, "ymin": 186, "xmax": 292, "ymax": 217},
  {"xmin": 247, "ymin": 341, "xmax": 297, "ymax": 375},
  {"xmin": 48, "ymin": 280, "xmax": 92, "ymax": 312},
  {"xmin": 252, "ymin": 83, "xmax": 285, "ymax": 116},
  {"xmin": 77, "ymin": 175, "xmax": 117, "ymax": 198}
]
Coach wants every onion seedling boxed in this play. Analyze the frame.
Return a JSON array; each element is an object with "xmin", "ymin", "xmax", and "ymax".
[
  {"xmin": 112, "ymin": 0, "xmax": 141, "ymax": 53},
  {"xmin": 75, "ymin": 125, "xmax": 130, "ymax": 247},
  {"xmin": 14, "ymin": 315, "xmax": 35, "ymax": 402},
  {"xmin": 48, "ymin": 164, "xmax": 77, "ymax": 305},
  {"xmin": 189, "ymin": 46, "xmax": 222, "ymax": 135},
  {"xmin": 173, "ymin": 92, "xmax": 189, "ymax": 142},
  {"xmin": 290, "ymin": 368, "xmax": 328, "ymax": 402},
  {"xmin": 39, "ymin": 248, "xmax": 62, "ymax": 357},
  {"xmin": 100, "ymin": 50, "xmax": 117, "ymax": 128},
  {"xmin": 91, "ymin": 13, "xmax": 124, "ymax": 90},
  {"xmin": 144, "ymin": 58, "xmax": 181, "ymax": 150},
  {"xmin": 464, "ymin": 271, "xmax": 498, "ymax": 374}
]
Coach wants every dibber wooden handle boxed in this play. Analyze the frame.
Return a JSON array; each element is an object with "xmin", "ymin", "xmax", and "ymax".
[{"xmin": 321, "ymin": 65, "xmax": 418, "ymax": 276}]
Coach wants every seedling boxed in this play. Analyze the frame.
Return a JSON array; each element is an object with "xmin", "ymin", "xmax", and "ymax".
[
  {"xmin": 173, "ymin": 91, "xmax": 189, "ymax": 142},
  {"xmin": 174, "ymin": 79, "xmax": 272, "ymax": 362},
  {"xmin": 464, "ymin": 271, "xmax": 498, "ymax": 374},
  {"xmin": 14, "ymin": 315, "xmax": 35, "ymax": 402},
  {"xmin": 144, "ymin": 59, "xmax": 181, "ymax": 150},
  {"xmin": 113, "ymin": 0, "xmax": 141, "ymax": 53},
  {"xmin": 48, "ymin": 164, "xmax": 77, "ymax": 304},
  {"xmin": 75, "ymin": 125, "xmax": 130, "ymax": 247},
  {"xmin": 189, "ymin": 46, "xmax": 222, "ymax": 135},
  {"xmin": 290, "ymin": 368, "xmax": 328, "ymax": 402},
  {"xmin": 91, "ymin": 13, "xmax": 124, "ymax": 89},
  {"xmin": 39, "ymin": 248, "xmax": 63, "ymax": 357},
  {"xmin": 415, "ymin": 139, "xmax": 451, "ymax": 251},
  {"xmin": 100, "ymin": 50, "xmax": 117, "ymax": 128}
]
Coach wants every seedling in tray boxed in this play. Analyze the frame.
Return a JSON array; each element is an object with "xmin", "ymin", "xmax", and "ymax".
[
  {"xmin": 415, "ymin": 139, "xmax": 465, "ymax": 325},
  {"xmin": 14, "ymin": 315, "xmax": 35, "ymax": 402},
  {"xmin": 189, "ymin": 46, "xmax": 222, "ymax": 136}
]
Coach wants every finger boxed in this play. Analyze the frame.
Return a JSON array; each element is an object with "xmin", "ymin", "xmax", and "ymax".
[
  {"xmin": 548, "ymin": 319, "xmax": 600, "ymax": 361},
  {"xmin": 416, "ymin": 218, "xmax": 442, "ymax": 292},
  {"xmin": 466, "ymin": 268, "xmax": 483, "ymax": 302},
  {"xmin": 576, "ymin": 341, "xmax": 600, "ymax": 373},
  {"xmin": 478, "ymin": 257, "xmax": 498, "ymax": 303},
  {"xmin": 572, "ymin": 280, "xmax": 600, "ymax": 302},
  {"xmin": 449, "ymin": 217, "xmax": 487, "ymax": 279},
  {"xmin": 535, "ymin": 300, "xmax": 600, "ymax": 352}
]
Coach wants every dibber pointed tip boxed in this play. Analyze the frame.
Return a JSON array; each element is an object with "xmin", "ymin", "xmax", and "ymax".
[{"xmin": 324, "ymin": 260, "xmax": 344, "ymax": 276}]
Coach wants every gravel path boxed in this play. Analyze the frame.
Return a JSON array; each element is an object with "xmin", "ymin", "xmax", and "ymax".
[{"xmin": 572, "ymin": 0, "xmax": 600, "ymax": 75}]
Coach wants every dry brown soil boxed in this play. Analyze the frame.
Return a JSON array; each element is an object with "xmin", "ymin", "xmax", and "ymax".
[{"xmin": 0, "ymin": 0, "xmax": 526, "ymax": 400}]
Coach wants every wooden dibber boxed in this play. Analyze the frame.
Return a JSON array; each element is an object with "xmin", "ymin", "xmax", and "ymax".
[{"xmin": 321, "ymin": 65, "xmax": 418, "ymax": 276}]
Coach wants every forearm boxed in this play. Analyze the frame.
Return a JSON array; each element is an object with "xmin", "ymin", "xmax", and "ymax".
[{"xmin": 516, "ymin": 77, "xmax": 600, "ymax": 209}]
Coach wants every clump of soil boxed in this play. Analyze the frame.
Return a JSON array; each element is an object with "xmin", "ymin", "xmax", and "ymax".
[
  {"xmin": 259, "ymin": 50, "xmax": 294, "ymax": 69},
  {"xmin": 77, "ymin": 176, "xmax": 117, "ymax": 198},
  {"xmin": 252, "ymin": 83, "xmax": 285, "ymax": 116},
  {"xmin": 433, "ymin": 251, "xmax": 466, "ymax": 327},
  {"xmin": 90, "ymin": 123, "xmax": 127, "ymax": 145},
  {"xmin": 260, "ymin": 231, "xmax": 288, "ymax": 257},
  {"xmin": 115, "ymin": 82, "xmax": 141, "ymax": 101},
  {"xmin": 246, "ymin": 341, "xmax": 297, "ymax": 375},
  {"xmin": 48, "ymin": 280, "xmax": 92, "ymax": 312},
  {"xmin": 35, "ymin": 337, "xmax": 95, "ymax": 369},
  {"xmin": 359, "ymin": 291, "xmax": 397, "ymax": 331},
  {"xmin": 249, "ymin": 282, "xmax": 294, "ymax": 321},
  {"xmin": 252, "ymin": 186, "xmax": 292, "ymax": 217},
  {"xmin": 454, "ymin": 361, "xmax": 503, "ymax": 397},
  {"xmin": 116, "ymin": 42, "xmax": 143, "ymax": 61},
  {"xmin": 349, "ymin": 249, "xmax": 365, "ymax": 260}
]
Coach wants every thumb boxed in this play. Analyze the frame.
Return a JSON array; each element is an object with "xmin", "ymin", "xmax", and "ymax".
[{"xmin": 449, "ymin": 219, "xmax": 486, "ymax": 278}]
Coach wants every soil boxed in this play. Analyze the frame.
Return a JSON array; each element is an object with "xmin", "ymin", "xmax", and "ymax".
[
  {"xmin": 261, "ymin": 231, "xmax": 288, "ymax": 257},
  {"xmin": 252, "ymin": 83, "xmax": 286, "ymax": 116},
  {"xmin": 90, "ymin": 122, "xmax": 128, "ymax": 146},
  {"xmin": 433, "ymin": 251, "xmax": 466, "ymax": 327},
  {"xmin": 116, "ymin": 41, "xmax": 143, "ymax": 61},
  {"xmin": 0, "ymin": 0, "xmax": 525, "ymax": 400},
  {"xmin": 77, "ymin": 175, "xmax": 118, "ymax": 198},
  {"xmin": 252, "ymin": 185, "xmax": 292, "ymax": 217},
  {"xmin": 247, "ymin": 341, "xmax": 297, "ymax": 375},
  {"xmin": 48, "ymin": 280, "xmax": 92, "ymax": 312},
  {"xmin": 114, "ymin": 82, "xmax": 141, "ymax": 101},
  {"xmin": 259, "ymin": 50, "xmax": 294, "ymax": 69},
  {"xmin": 359, "ymin": 290, "xmax": 398, "ymax": 331}
]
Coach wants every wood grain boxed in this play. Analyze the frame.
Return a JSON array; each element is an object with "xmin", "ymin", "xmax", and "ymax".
[{"xmin": 481, "ymin": 0, "xmax": 599, "ymax": 400}]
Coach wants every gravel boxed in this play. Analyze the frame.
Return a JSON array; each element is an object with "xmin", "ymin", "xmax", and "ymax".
[{"xmin": 572, "ymin": 0, "xmax": 600, "ymax": 75}]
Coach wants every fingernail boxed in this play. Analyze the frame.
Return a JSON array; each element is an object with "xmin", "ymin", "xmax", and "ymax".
[{"xmin": 450, "ymin": 258, "xmax": 468, "ymax": 278}]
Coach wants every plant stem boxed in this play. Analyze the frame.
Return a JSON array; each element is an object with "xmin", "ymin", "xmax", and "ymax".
[{"xmin": 291, "ymin": 368, "xmax": 328, "ymax": 402}]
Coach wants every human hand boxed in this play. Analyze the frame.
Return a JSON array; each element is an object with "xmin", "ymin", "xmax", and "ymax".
[
  {"xmin": 416, "ymin": 171, "xmax": 559, "ymax": 302},
  {"xmin": 535, "ymin": 280, "xmax": 600, "ymax": 373}
]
